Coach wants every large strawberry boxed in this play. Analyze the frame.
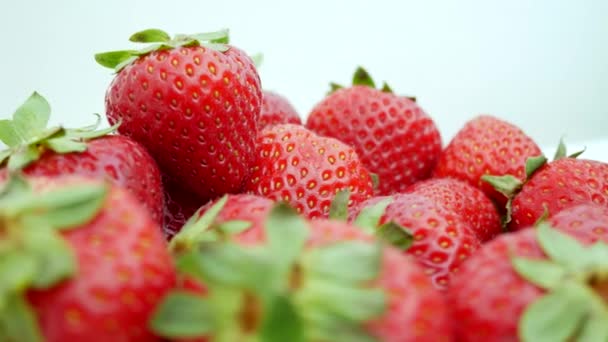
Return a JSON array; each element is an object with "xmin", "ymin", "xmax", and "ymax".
[
  {"xmin": 154, "ymin": 202, "xmax": 452, "ymax": 342},
  {"xmin": 351, "ymin": 193, "xmax": 481, "ymax": 289},
  {"xmin": 259, "ymin": 90, "xmax": 301, "ymax": 129},
  {"xmin": 96, "ymin": 29, "xmax": 262, "ymax": 202},
  {"xmin": 0, "ymin": 92, "xmax": 163, "ymax": 223},
  {"xmin": 433, "ymin": 115, "xmax": 543, "ymax": 207},
  {"xmin": 245, "ymin": 124, "xmax": 374, "ymax": 219},
  {"xmin": 510, "ymin": 157, "xmax": 608, "ymax": 230},
  {"xmin": 0, "ymin": 175, "xmax": 175, "ymax": 341},
  {"xmin": 306, "ymin": 67, "xmax": 442, "ymax": 195},
  {"xmin": 448, "ymin": 204, "xmax": 608, "ymax": 341},
  {"xmin": 406, "ymin": 178, "xmax": 501, "ymax": 242}
]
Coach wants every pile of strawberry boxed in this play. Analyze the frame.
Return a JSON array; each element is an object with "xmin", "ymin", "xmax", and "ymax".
[{"xmin": 1, "ymin": 28, "xmax": 607, "ymax": 342}]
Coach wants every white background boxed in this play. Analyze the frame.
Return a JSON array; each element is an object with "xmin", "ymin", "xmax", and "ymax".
[{"xmin": 1, "ymin": 0, "xmax": 607, "ymax": 159}]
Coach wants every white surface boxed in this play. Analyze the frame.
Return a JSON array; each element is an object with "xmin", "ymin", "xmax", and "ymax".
[{"xmin": 0, "ymin": 0, "xmax": 607, "ymax": 153}]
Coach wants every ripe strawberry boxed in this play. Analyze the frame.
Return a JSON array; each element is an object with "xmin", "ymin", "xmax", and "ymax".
[
  {"xmin": 510, "ymin": 157, "xmax": 608, "ymax": 230},
  {"xmin": 245, "ymin": 124, "xmax": 374, "ymax": 219},
  {"xmin": 259, "ymin": 90, "xmax": 301, "ymax": 128},
  {"xmin": 306, "ymin": 67, "xmax": 442, "ymax": 195},
  {"xmin": 433, "ymin": 115, "xmax": 543, "ymax": 207},
  {"xmin": 448, "ymin": 204, "xmax": 608, "ymax": 342},
  {"xmin": 351, "ymin": 193, "xmax": 481, "ymax": 289},
  {"xmin": 0, "ymin": 175, "xmax": 175, "ymax": 341},
  {"xmin": 0, "ymin": 92, "xmax": 163, "ymax": 223},
  {"xmin": 406, "ymin": 178, "xmax": 501, "ymax": 242},
  {"xmin": 154, "ymin": 203, "xmax": 452, "ymax": 342},
  {"xmin": 96, "ymin": 29, "xmax": 262, "ymax": 202}
]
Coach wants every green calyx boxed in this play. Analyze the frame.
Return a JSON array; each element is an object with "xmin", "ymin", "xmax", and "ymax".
[
  {"xmin": 0, "ymin": 92, "xmax": 119, "ymax": 172},
  {"xmin": 95, "ymin": 28, "xmax": 230, "ymax": 72},
  {"xmin": 0, "ymin": 175, "xmax": 108, "ymax": 341},
  {"xmin": 327, "ymin": 67, "xmax": 415, "ymax": 102},
  {"xmin": 512, "ymin": 223, "xmax": 608, "ymax": 342},
  {"xmin": 152, "ymin": 203, "xmax": 386, "ymax": 342},
  {"xmin": 552, "ymin": 137, "xmax": 586, "ymax": 161}
]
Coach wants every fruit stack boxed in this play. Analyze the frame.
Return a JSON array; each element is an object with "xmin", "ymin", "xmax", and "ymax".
[{"xmin": 1, "ymin": 28, "xmax": 607, "ymax": 342}]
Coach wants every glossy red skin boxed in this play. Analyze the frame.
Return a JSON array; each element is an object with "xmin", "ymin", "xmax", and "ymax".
[
  {"xmin": 352, "ymin": 194, "xmax": 481, "ymax": 289},
  {"xmin": 105, "ymin": 45, "xmax": 262, "ymax": 202},
  {"xmin": 448, "ymin": 204, "xmax": 608, "ymax": 342},
  {"xmin": 246, "ymin": 124, "xmax": 374, "ymax": 219},
  {"xmin": 259, "ymin": 91, "xmax": 301, "ymax": 128},
  {"xmin": 0, "ymin": 135, "xmax": 163, "ymax": 224},
  {"xmin": 406, "ymin": 178, "xmax": 501, "ymax": 242},
  {"xmin": 433, "ymin": 115, "xmax": 542, "ymax": 208},
  {"xmin": 510, "ymin": 158, "xmax": 608, "ymax": 230},
  {"xmin": 23, "ymin": 177, "xmax": 176, "ymax": 342},
  {"xmin": 306, "ymin": 86, "xmax": 442, "ymax": 195},
  {"xmin": 162, "ymin": 176, "xmax": 205, "ymax": 240}
]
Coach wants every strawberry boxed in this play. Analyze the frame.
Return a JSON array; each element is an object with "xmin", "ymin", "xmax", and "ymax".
[
  {"xmin": 0, "ymin": 92, "xmax": 163, "ymax": 223},
  {"xmin": 259, "ymin": 90, "xmax": 301, "ymax": 128},
  {"xmin": 433, "ymin": 115, "xmax": 543, "ymax": 207},
  {"xmin": 448, "ymin": 204, "xmax": 608, "ymax": 342},
  {"xmin": 306, "ymin": 67, "xmax": 442, "ymax": 195},
  {"xmin": 96, "ymin": 29, "xmax": 262, "ymax": 202},
  {"xmin": 406, "ymin": 178, "xmax": 501, "ymax": 242},
  {"xmin": 510, "ymin": 157, "xmax": 608, "ymax": 230},
  {"xmin": 154, "ymin": 202, "xmax": 452, "ymax": 342},
  {"xmin": 351, "ymin": 193, "xmax": 481, "ymax": 289},
  {"xmin": 245, "ymin": 124, "xmax": 374, "ymax": 219},
  {"xmin": 0, "ymin": 175, "xmax": 175, "ymax": 341},
  {"xmin": 162, "ymin": 176, "xmax": 205, "ymax": 240}
]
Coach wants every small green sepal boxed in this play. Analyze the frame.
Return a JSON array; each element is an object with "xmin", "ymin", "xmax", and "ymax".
[
  {"xmin": 525, "ymin": 155, "xmax": 547, "ymax": 179},
  {"xmin": 352, "ymin": 67, "xmax": 376, "ymax": 88},
  {"xmin": 328, "ymin": 189, "xmax": 350, "ymax": 221},
  {"xmin": 353, "ymin": 197, "xmax": 393, "ymax": 234}
]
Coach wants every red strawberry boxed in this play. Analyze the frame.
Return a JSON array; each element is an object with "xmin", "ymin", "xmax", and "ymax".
[
  {"xmin": 351, "ymin": 193, "xmax": 481, "ymax": 289},
  {"xmin": 259, "ymin": 90, "xmax": 301, "ymax": 128},
  {"xmin": 406, "ymin": 178, "xmax": 501, "ymax": 242},
  {"xmin": 433, "ymin": 115, "xmax": 542, "ymax": 207},
  {"xmin": 246, "ymin": 124, "xmax": 374, "ymax": 219},
  {"xmin": 306, "ymin": 67, "xmax": 442, "ymax": 195},
  {"xmin": 0, "ymin": 175, "xmax": 175, "ymax": 341},
  {"xmin": 0, "ymin": 92, "xmax": 163, "ymax": 223},
  {"xmin": 96, "ymin": 29, "xmax": 262, "ymax": 202},
  {"xmin": 448, "ymin": 204, "xmax": 608, "ymax": 342},
  {"xmin": 510, "ymin": 157, "xmax": 608, "ymax": 230},
  {"xmin": 155, "ymin": 204, "xmax": 452, "ymax": 342}
]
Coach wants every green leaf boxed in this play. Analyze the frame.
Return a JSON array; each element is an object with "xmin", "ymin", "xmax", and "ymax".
[
  {"xmin": 578, "ymin": 306, "xmax": 608, "ymax": 342},
  {"xmin": 94, "ymin": 50, "xmax": 137, "ymax": 69},
  {"xmin": 202, "ymin": 43, "xmax": 230, "ymax": 53},
  {"xmin": 568, "ymin": 147, "xmax": 586, "ymax": 159},
  {"xmin": 352, "ymin": 67, "xmax": 376, "ymax": 88},
  {"xmin": 44, "ymin": 137, "xmax": 87, "ymax": 154},
  {"xmin": 216, "ymin": 220, "xmax": 252, "ymax": 235},
  {"xmin": 18, "ymin": 183, "xmax": 108, "ymax": 231},
  {"xmin": 376, "ymin": 222, "xmax": 413, "ymax": 251},
  {"xmin": 304, "ymin": 241, "xmax": 381, "ymax": 283},
  {"xmin": 0, "ymin": 251, "xmax": 37, "ymax": 309},
  {"xmin": 0, "ymin": 120, "xmax": 21, "ymax": 147},
  {"xmin": 305, "ymin": 311, "xmax": 378, "ymax": 342},
  {"xmin": 370, "ymin": 173, "xmax": 380, "ymax": 190},
  {"xmin": 12, "ymin": 92, "xmax": 51, "ymax": 140},
  {"xmin": 114, "ymin": 56, "xmax": 139, "ymax": 72},
  {"xmin": 250, "ymin": 53, "xmax": 264, "ymax": 68},
  {"xmin": 327, "ymin": 82, "xmax": 344, "ymax": 95},
  {"xmin": 129, "ymin": 28, "xmax": 171, "ymax": 43},
  {"xmin": 481, "ymin": 174, "xmax": 523, "ymax": 198},
  {"xmin": 21, "ymin": 227, "xmax": 76, "ymax": 289},
  {"xmin": 67, "ymin": 119, "xmax": 119, "ymax": 139},
  {"xmin": 511, "ymin": 257, "xmax": 566, "ymax": 289},
  {"xmin": 525, "ymin": 155, "xmax": 547, "ymax": 179},
  {"xmin": 0, "ymin": 149, "xmax": 11, "ymax": 165},
  {"xmin": 190, "ymin": 29, "xmax": 230, "ymax": 44},
  {"xmin": 259, "ymin": 295, "xmax": 305, "ymax": 342},
  {"xmin": 265, "ymin": 204, "xmax": 309, "ymax": 269},
  {"xmin": 519, "ymin": 282, "xmax": 590, "ymax": 342},
  {"xmin": 536, "ymin": 223, "xmax": 588, "ymax": 270},
  {"xmin": 380, "ymin": 82, "xmax": 393, "ymax": 93},
  {"xmin": 169, "ymin": 195, "xmax": 228, "ymax": 254},
  {"xmin": 553, "ymin": 138, "xmax": 567, "ymax": 160},
  {"xmin": 353, "ymin": 197, "xmax": 393, "ymax": 234},
  {"xmin": 329, "ymin": 189, "xmax": 350, "ymax": 221},
  {"xmin": 303, "ymin": 280, "xmax": 386, "ymax": 321},
  {"xmin": 7, "ymin": 145, "xmax": 41, "ymax": 171},
  {"xmin": 150, "ymin": 291, "xmax": 213, "ymax": 338},
  {"xmin": 0, "ymin": 295, "xmax": 44, "ymax": 342}
]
